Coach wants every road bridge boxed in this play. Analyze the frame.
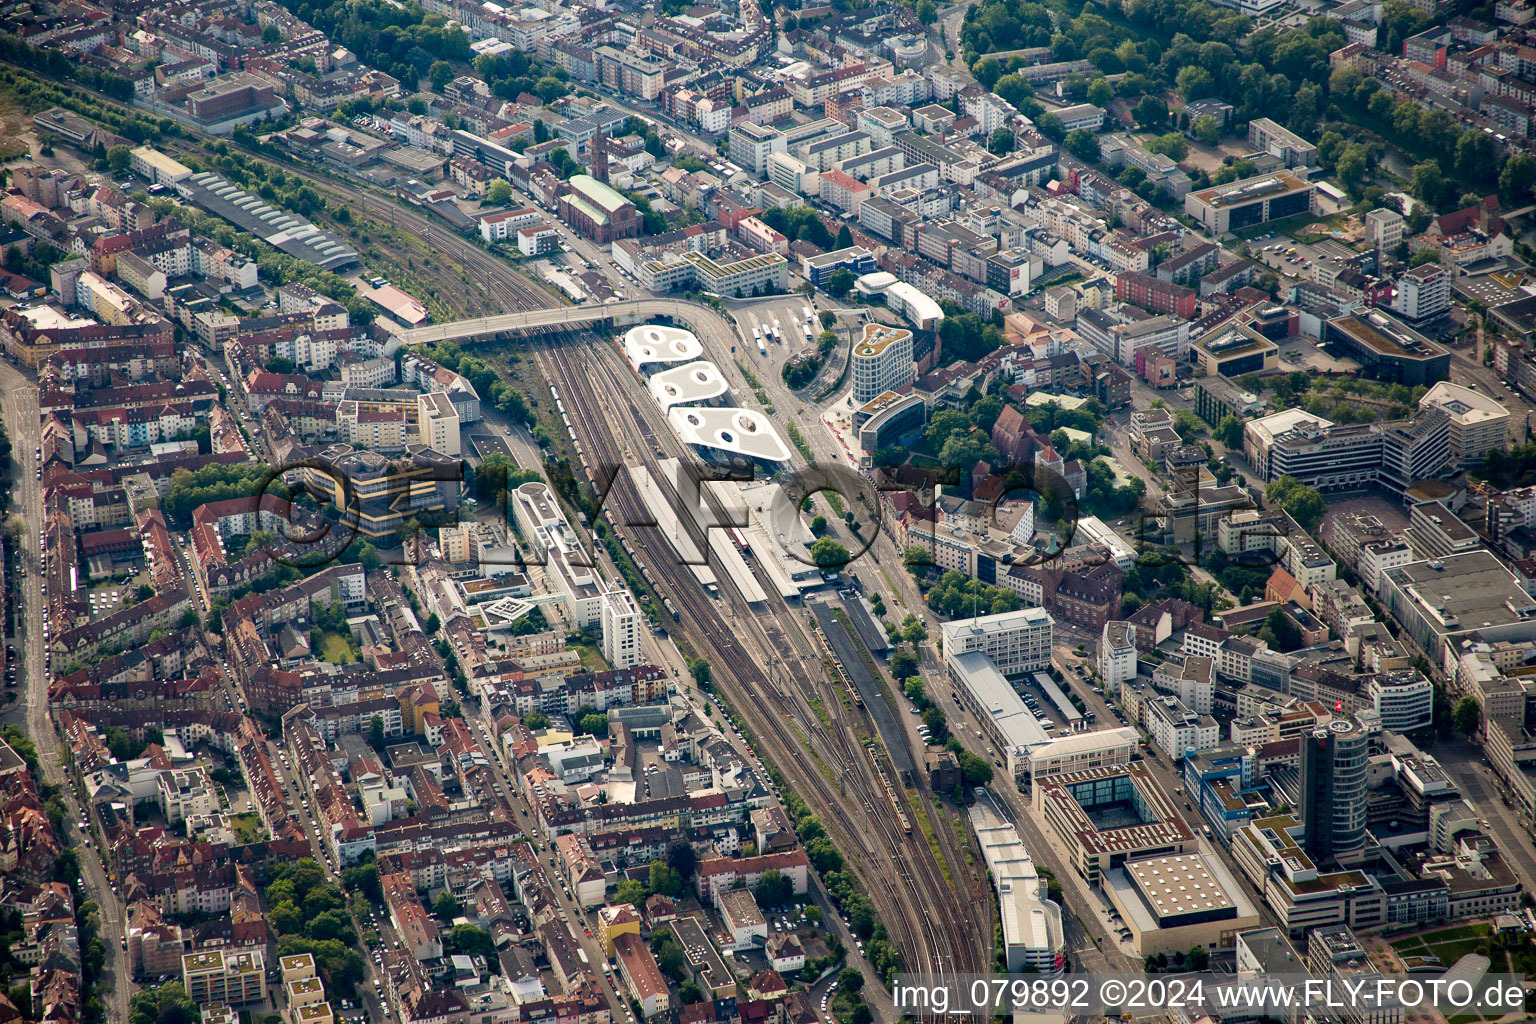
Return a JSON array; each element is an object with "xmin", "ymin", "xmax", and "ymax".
[{"xmin": 385, "ymin": 298, "xmax": 741, "ymax": 352}]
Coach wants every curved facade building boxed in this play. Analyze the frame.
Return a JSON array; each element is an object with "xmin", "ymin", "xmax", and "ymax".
[
  {"xmin": 850, "ymin": 323, "xmax": 914, "ymax": 404},
  {"xmin": 1300, "ymin": 717, "xmax": 1368, "ymax": 861}
]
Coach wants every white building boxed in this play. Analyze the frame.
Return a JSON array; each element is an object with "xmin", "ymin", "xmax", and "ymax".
[
  {"xmin": 948, "ymin": 651, "xmax": 1048, "ymax": 784},
  {"xmin": 1365, "ymin": 208, "xmax": 1404, "ymax": 252},
  {"xmin": 942, "ymin": 607, "xmax": 1055, "ymax": 677},
  {"xmin": 729, "ymin": 121, "xmax": 784, "ymax": 177},
  {"xmin": 850, "ymin": 323, "xmax": 915, "ymax": 404},
  {"xmin": 970, "ymin": 796, "xmax": 1065, "ymax": 974},
  {"xmin": 600, "ymin": 589, "xmax": 642, "ymax": 670},
  {"xmin": 1098, "ymin": 621, "xmax": 1138, "ymax": 691},
  {"xmin": 1391, "ymin": 263, "xmax": 1450, "ymax": 323},
  {"xmin": 1367, "ymin": 671, "xmax": 1435, "ymax": 733},
  {"xmin": 417, "ymin": 391, "xmax": 461, "ymax": 457},
  {"xmin": 1144, "ymin": 694, "xmax": 1221, "ymax": 758},
  {"xmin": 1418, "ymin": 381, "xmax": 1510, "ymax": 468}
]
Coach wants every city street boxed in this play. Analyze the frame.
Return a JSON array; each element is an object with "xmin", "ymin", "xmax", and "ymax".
[{"xmin": 0, "ymin": 357, "xmax": 136, "ymax": 1023}]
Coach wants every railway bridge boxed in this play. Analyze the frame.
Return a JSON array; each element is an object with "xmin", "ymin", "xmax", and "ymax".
[{"xmin": 384, "ymin": 297, "xmax": 741, "ymax": 353}]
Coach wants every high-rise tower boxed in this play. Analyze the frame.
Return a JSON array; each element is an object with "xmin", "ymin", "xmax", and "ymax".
[{"xmin": 1300, "ymin": 716, "xmax": 1368, "ymax": 862}]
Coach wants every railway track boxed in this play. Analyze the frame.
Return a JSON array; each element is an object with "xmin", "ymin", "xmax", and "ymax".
[
  {"xmin": 536, "ymin": 340, "xmax": 990, "ymax": 988},
  {"xmin": 26, "ymin": 73, "xmax": 994, "ymax": 979},
  {"xmin": 158, "ymin": 107, "xmax": 991, "ymax": 985},
  {"xmin": 158, "ymin": 136, "xmax": 561, "ymax": 321}
]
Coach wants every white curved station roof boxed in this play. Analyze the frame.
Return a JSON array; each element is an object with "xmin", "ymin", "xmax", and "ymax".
[
  {"xmin": 668, "ymin": 406, "xmax": 792, "ymax": 463},
  {"xmin": 647, "ymin": 361, "xmax": 729, "ymax": 411},
  {"xmin": 623, "ymin": 324, "xmax": 704, "ymax": 372}
]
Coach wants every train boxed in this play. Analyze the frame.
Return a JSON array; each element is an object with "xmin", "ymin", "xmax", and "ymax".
[
  {"xmin": 663, "ymin": 598, "xmax": 679, "ymax": 621},
  {"xmin": 727, "ymin": 526, "xmax": 750, "ymax": 555}
]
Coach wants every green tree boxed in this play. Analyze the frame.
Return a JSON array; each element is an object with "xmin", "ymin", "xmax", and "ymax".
[
  {"xmin": 1258, "ymin": 606, "xmax": 1304, "ymax": 653},
  {"xmin": 690, "ymin": 658, "xmax": 712, "ymax": 688},
  {"xmin": 128, "ymin": 983, "xmax": 199, "ymax": 1024},
  {"xmin": 824, "ymin": 267, "xmax": 856, "ymax": 297},
  {"xmin": 988, "ymin": 127, "xmax": 1015, "ymax": 154},
  {"xmin": 1264, "ymin": 476, "xmax": 1325, "ymax": 532},
  {"xmin": 1500, "ymin": 152, "xmax": 1536, "ymax": 204},
  {"xmin": 648, "ymin": 861, "xmax": 684, "ymax": 898},
  {"xmin": 429, "ymin": 60, "xmax": 454, "ymax": 92},
  {"xmin": 615, "ymin": 879, "xmax": 645, "ymax": 906},
  {"xmin": 262, "ymin": 24, "xmax": 282, "ymax": 43},
  {"xmin": 1452, "ymin": 696, "xmax": 1481, "ymax": 737},
  {"xmin": 835, "ymin": 224, "xmax": 853, "ymax": 248},
  {"xmin": 1191, "ymin": 114, "xmax": 1221, "ymax": 146},
  {"xmin": 1214, "ymin": 415, "xmax": 1245, "ymax": 449},
  {"xmin": 1175, "ymin": 65, "xmax": 1214, "ymax": 100},
  {"xmin": 839, "ymin": 967, "xmax": 865, "ymax": 993},
  {"xmin": 368, "ymin": 715, "xmax": 386, "ymax": 753},
  {"xmin": 269, "ymin": 900, "xmax": 304, "ymax": 935},
  {"xmin": 754, "ymin": 868, "xmax": 793, "ymax": 907},
  {"xmin": 433, "ymin": 891, "xmax": 461, "ymax": 920},
  {"xmin": 1148, "ymin": 132, "xmax": 1188, "ymax": 161},
  {"xmin": 485, "ymin": 178, "xmax": 513, "ymax": 204},
  {"xmin": 1064, "ymin": 129, "xmax": 1101, "ymax": 163},
  {"xmin": 810, "ymin": 514, "xmax": 828, "ymax": 535},
  {"xmin": 901, "ymin": 614, "xmax": 928, "ymax": 644},
  {"xmin": 810, "ymin": 537, "xmax": 851, "ymax": 569},
  {"xmin": 106, "ymin": 144, "xmax": 132, "ymax": 173},
  {"xmin": 1086, "ymin": 77, "xmax": 1115, "ymax": 106},
  {"xmin": 1454, "ymin": 130, "xmax": 1500, "ymax": 190},
  {"xmin": 1410, "ymin": 160, "xmax": 1449, "ymax": 211},
  {"xmin": 1133, "ymin": 95, "xmax": 1168, "ymax": 128},
  {"xmin": 341, "ymin": 863, "xmax": 381, "ymax": 901},
  {"xmin": 667, "ymin": 840, "xmax": 698, "ymax": 880},
  {"xmin": 445, "ymin": 924, "xmax": 495, "ymax": 959}
]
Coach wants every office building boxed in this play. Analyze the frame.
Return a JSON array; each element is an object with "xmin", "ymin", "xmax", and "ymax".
[
  {"xmin": 1231, "ymin": 814, "xmax": 1386, "ymax": 936},
  {"xmin": 1193, "ymin": 326, "xmax": 1280, "ymax": 378},
  {"xmin": 1323, "ymin": 312, "xmax": 1449, "ymax": 385},
  {"xmin": 803, "ymin": 245, "xmax": 876, "ymax": 287},
  {"xmin": 1300, "ymin": 716, "xmax": 1369, "ymax": 862},
  {"xmin": 850, "ymin": 323, "xmax": 915, "ymax": 404},
  {"xmin": 1105, "ymin": 852, "xmax": 1262, "ymax": 956},
  {"xmin": 941, "ymin": 607, "xmax": 1054, "ymax": 677},
  {"xmin": 1418, "ymin": 381, "xmax": 1510, "ymax": 467},
  {"xmin": 1247, "ymin": 118, "xmax": 1318, "ymax": 168},
  {"xmin": 1308, "ymin": 925, "xmax": 1402, "ymax": 1024},
  {"xmin": 1034, "ymin": 763, "xmax": 1194, "ymax": 886},
  {"xmin": 1144, "ymin": 694, "xmax": 1221, "ymax": 758},
  {"xmin": 1184, "ymin": 172, "xmax": 1316, "ymax": 235},
  {"xmin": 1378, "ymin": 551, "xmax": 1536, "ymax": 663},
  {"xmin": 1025, "ymin": 728, "xmax": 1139, "ymax": 781},
  {"xmin": 947, "ymin": 652, "xmax": 1048, "ymax": 784},
  {"xmin": 1194, "ymin": 375, "xmax": 1265, "ymax": 428},
  {"xmin": 1367, "ymin": 671, "xmax": 1435, "ymax": 735},
  {"xmin": 855, "ymin": 391, "xmax": 926, "ymax": 457},
  {"xmin": 970, "ymin": 796, "xmax": 1067, "ymax": 973}
]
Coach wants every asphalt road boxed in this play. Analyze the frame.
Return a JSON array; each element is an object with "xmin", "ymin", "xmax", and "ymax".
[{"xmin": 0, "ymin": 356, "xmax": 136, "ymax": 1022}]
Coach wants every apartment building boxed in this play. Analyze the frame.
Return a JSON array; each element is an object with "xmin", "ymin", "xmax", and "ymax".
[{"xmin": 182, "ymin": 950, "xmax": 266, "ymax": 1006}]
